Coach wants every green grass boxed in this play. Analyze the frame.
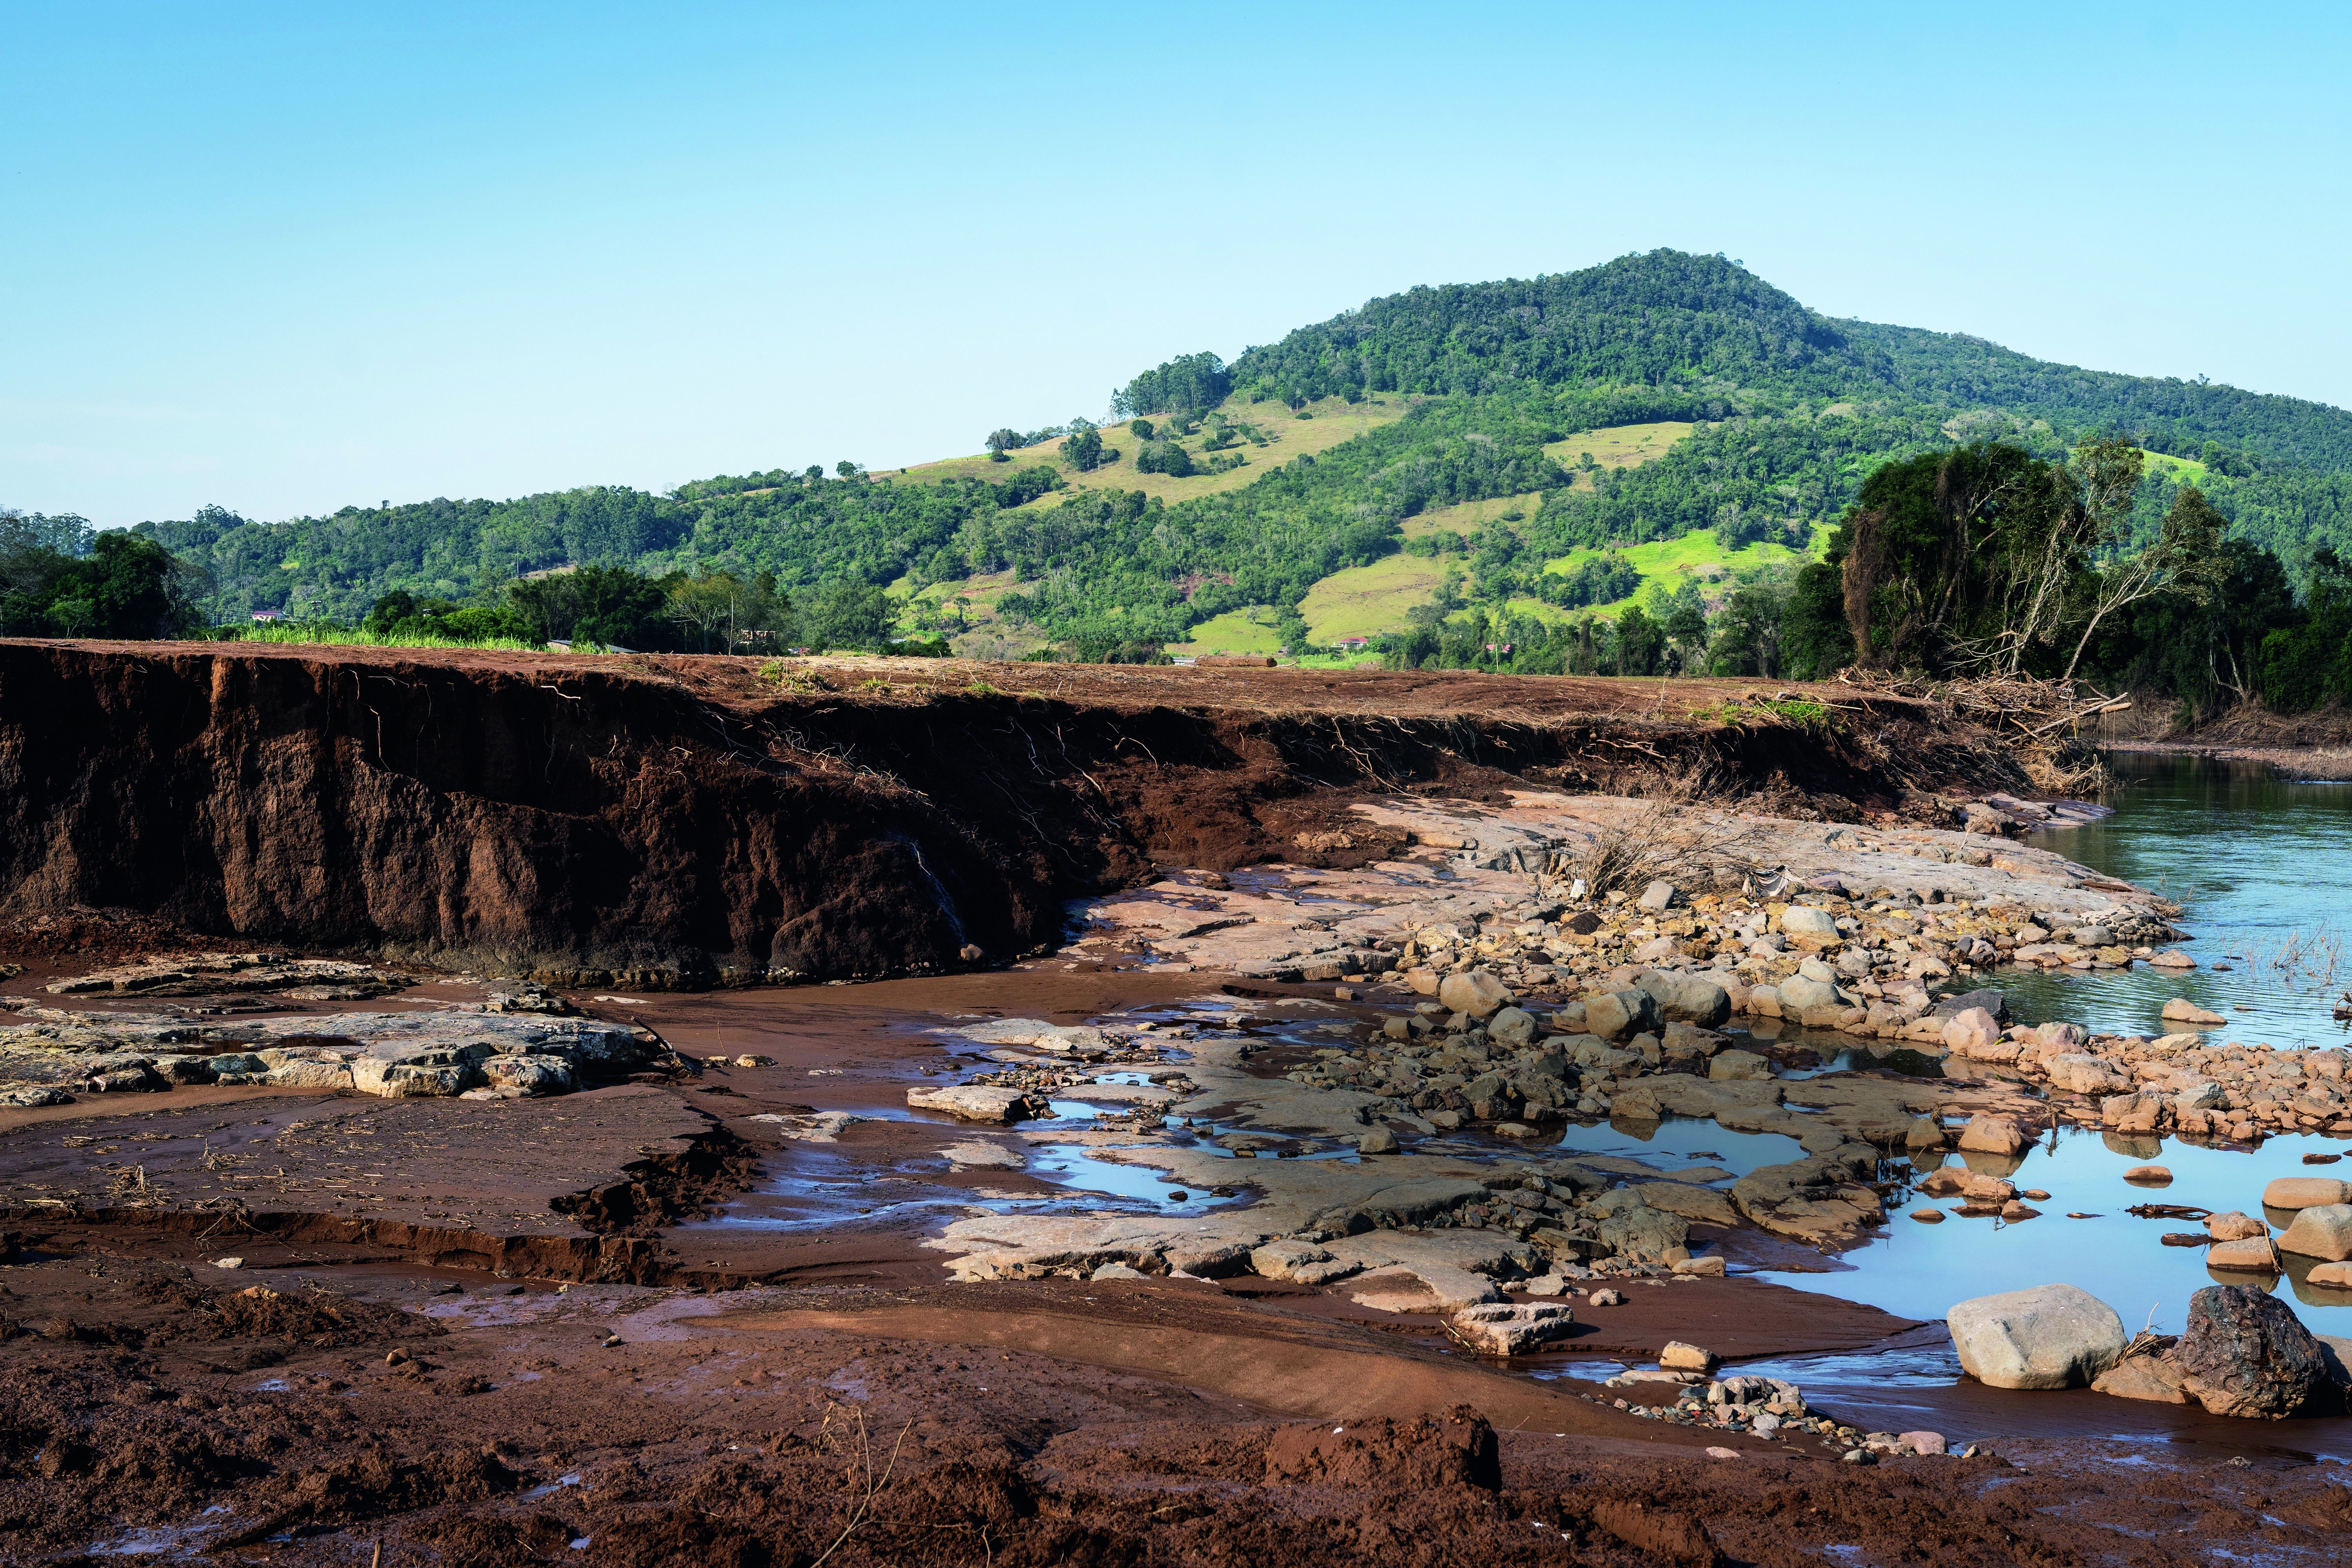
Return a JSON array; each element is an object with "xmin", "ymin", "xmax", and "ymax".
[
  {"xmin": 885, "ymin": 393, "xmax": 1423, "ymax": 510},
  {"xmin": 2140, "ymin": 448, "xmax": 2211, "ymax": 484},
  {"xmin": 1163, "ymin": 607, "xmax": 1286, "ymax": 656},
  {"xmin": 216, "ymin": 625, "xmax": 554, "ymax": 652},
  {"xmin": 1399, "ymin": 490, "xmax": 1548, "ymax": 541},
  {"xmin": 1298, "ymin": 554, "xmax": 1445, "ymax": 641},
  {"xmin": 1539, "ymin": 524, "xmax": 1834, "ymax": 616},
  {"xmin": 1542, "ymin": 420, "xmax": 1695, "ymax": 489}
]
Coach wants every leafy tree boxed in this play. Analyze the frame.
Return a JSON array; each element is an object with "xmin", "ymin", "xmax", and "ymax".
[
  {"xmin": 1112, "ymin": 352, "xmax": 1231, "ymax": 417},
  {"xmin": 1059, "ymin": 425, "xmax": 1105, "ymax": 474},
  {"xmin": 795, "ymin": 579, "xmax": 892, "ymax": 651},
  {"xmin": 1615, "ymin": 603, "xmax": 1664, "ymax": 675},
  {"xmin": 985, "ymin": 428, "xmax": 1022, "ymax": 463}
]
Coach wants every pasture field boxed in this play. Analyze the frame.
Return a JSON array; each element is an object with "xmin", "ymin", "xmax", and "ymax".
[{"xmin": 1298, "ymin": 554, "xmax": 1446, "ymax": 642}]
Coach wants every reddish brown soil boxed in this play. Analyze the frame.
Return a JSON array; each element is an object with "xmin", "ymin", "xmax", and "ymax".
[
  {"xmin": 4, "ymin": 973, "xmax": 2348, "ymax": 1562},
  {"xmin": 0, "ymin": 641, "xmax": 2024, "ymax": 990},
  {"xmin": 4, "ymin": 1251, "xmax": 2347, "ymax": 1566}
]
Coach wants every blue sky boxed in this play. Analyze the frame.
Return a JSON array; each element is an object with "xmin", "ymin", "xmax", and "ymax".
[{"xmin": 6, "ymin": 2, "xmax": 2348, "ymax": 526}]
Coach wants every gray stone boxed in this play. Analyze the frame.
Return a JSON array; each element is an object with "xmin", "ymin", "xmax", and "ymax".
[
  {"xmin": 2278, "ymin": 1204, "xmax": 2352, "ymax": 1262},
  {"xmin": 907, "ymin": 1084, "xmax": 1042, "ymax": 1123},
  {"xmin": 1437, "ymin": 970, "xmax": 1513, "ymax": 1018},
  {"xmin": 1708, "ymin": 1050, "xmax": 1773, "ymax": 1082},
  {"xmin": 1453, "ymin": 1301, "xmax": 1575, "ymax": 1354},
  {"xmin": 1777, "ymin": 975, "xmax": 1838, "ymax": 1013},
  {"xmin": 480, "ymin": 1055, "xmax": 576, "ymax": 1096},
  {"xmin": 1781, "ymin": 906, "xmax": 1840, "ymax": 940},
  {"xmin": 1581, "ymin": 989, "xmax": 1658, "ymax": 1042},
  {"xmin": 1486, "ymin": 1007, "xmax": 1537, "ymax": 1049},
  {"xmin": 1637, "ymin": 880, "xmax": 1677, "ymax": 913},
  {"xmin": 1357, "ymin": 1127, "xmax": 1400, "ymax": 1155},
  {"xmin": 1636, "ymin": 971, "xmax": 1732, "ymax": 1028},
  {"xmin": 1947, "ymin": 1283, "xmax": 2126, "ymax": 1389}
]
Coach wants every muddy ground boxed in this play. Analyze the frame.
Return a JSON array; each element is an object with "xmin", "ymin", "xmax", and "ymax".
[
  {"xmin": 7, "ymin": 960, "xmax": 2352, "ymax": 1566},
  {"xmin": 6, "ymin": 651, "xmax": 2352, "ymax": 1563}
]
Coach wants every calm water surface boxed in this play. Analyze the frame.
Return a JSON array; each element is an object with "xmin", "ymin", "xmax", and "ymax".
[{"xmin": 1999, "ymin": 750, "xmax": 2352, "ymax": 1046}]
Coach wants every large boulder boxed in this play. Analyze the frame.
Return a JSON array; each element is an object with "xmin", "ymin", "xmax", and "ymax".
[
  {"xmin": 1581, "ymin": 989, "xmax": 1658, "ymax": 1042},
  {"xmin": 1635, "ymin": 971, "xmax": 1731, "ymax": 1028},
  {"xmin": 2175, "ymin": 1284, "xmax": 2327, "ymax": 1418},
  {"xmin": 1956, "ymin": 1114, "xmax": 2029, "ymax": 1156},
  {"xmin": 2045, "ymin": 1053, "xmax": 2131, "ymax": 1096},
  {"xmin": 1781, "ymin": 906, "xmax": 1840, "ymax": 940},
  {"xmin": 1947, "ymin": 1284, "xmax": 2127, "ymax": 1389},
  {"xmin": 1437, "ymin": 970, "xmax": 1513, "ymax": 1018},
  {"xmin": 907, "ymin": 1085, "xmax": 1042, "ymax": 1123},
  {"xmin": 2278, "ymin": 1204, "xmax": 2352, "ymax": 1262},
  {"xmin": 1777, "ymin": 975, "xmax": 1839, "ymax": 1013},
  {"xmin": 1587, "ymin": 1189, "xmax": 1691, "ymax": 1262},
  {"xmin": 1486, "ymin": 1007, "xmax": 1538, "ymax": 1049},
  {"xmin": 2161, "ymin": 998, "xmax": 2227, "ymax": 1026},
  {"xmin": 2264, "ymin": 1177, "xmax": 2352, "ymax": 1210},
  {"xmin": 1940, "ymin": 1007, "xmax": 2002, "ymax": 1053}
]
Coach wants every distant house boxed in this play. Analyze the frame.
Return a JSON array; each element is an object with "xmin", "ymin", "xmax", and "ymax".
[
  {"xmin": 250, "ymin": 610, "xmax": 282, "ymax": 624},
  {"xmin": 1334, "ymin": 636, "xmax": 1370, "ymax": 650}
]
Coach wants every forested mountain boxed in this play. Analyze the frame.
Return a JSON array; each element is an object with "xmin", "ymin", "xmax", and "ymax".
[{"xmin": 121, "ymin": 250, "xmax": 2352, "ymax": 652}]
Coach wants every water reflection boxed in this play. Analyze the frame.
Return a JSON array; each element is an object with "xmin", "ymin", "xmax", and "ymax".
[
  {"xmin": 1751, "ymin": 1121, "xmax": 2352, "ymax": 1333},
  {"xmin": 2000, "ymin": 751, "xmax": 2352, "ymax": 1044}
]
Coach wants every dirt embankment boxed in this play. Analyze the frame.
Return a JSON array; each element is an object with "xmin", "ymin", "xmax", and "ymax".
[{"xmin": 0, "ymin": 641, "xmax": 2026, "ymax": 987}]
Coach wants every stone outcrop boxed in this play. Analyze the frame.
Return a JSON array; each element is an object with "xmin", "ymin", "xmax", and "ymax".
[
  {"xmin": 1947, "ymin": 1284, "xmax": 2127, "ymax": 1390},
  {"xmin": 2174, "ymin": 1284, "xmax": 2328, "ymax": 1418}
]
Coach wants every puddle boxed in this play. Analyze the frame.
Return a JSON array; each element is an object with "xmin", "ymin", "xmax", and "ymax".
[
  {"xmin": 87, "ymin": 1507, "xmax": 231, "ymax": 1557},
  {"xmin": 1748, "ymin": 1123, "xmax": 2352, "ymax": 1334},
  {"xmin": 518, "ymin": 1473, "xmax": 583, "ymax": 1504}
]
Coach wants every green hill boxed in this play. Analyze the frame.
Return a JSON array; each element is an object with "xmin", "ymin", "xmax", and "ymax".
[{"xmin": 131, "ymin": 250, "xmax": 2352, "ymax": 655}]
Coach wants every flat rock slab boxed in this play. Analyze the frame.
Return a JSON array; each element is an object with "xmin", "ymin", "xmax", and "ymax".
[
  {"xmin": 907, "ymin": 1085, "xmax": 1043, "ymax": 1123},
  {"xmin": 0, "ymin": 1083, "xmax": 715, "ymax": 1243}
]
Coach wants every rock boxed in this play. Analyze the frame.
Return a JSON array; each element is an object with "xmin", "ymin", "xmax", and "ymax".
[
  {"xmin": 1778, "ymin": 975, "xmax": 1838, "ymax": 1013},
  {"xmin": 2205, "ymin": 1238, "xmax": 2280, "ymax": 1272},
  {"xmin": 1659, "ymin": 1341, "xmax": 1718, "ymax": 1372},
  {"xmin": 2309, "ymin": 1261, "xmax": 2352, "ymax": 1289},
  {"xmin": 2206, "ymin": 1211, "xmax": 2268, "ymax": 1241},
  {"xmin": 1947, "ymin": 1283, "xmax": 2127, "ymax": 1390},
  {"xmin": 2045, "ymin": 1054, "xmax": 2130, "ymax": 1096},
  {"xmin": 1588, "ymin": 1288, "xmax": 1624, "ymax": 1307},
  {"xmin": 1250, "ymin": 1240, "xmax": 1361, "ymax": 1286},
  {"xmin": 1911, "ymin": 1208, "xmax": 1945, "ymax": 1223},
  {"xmin": 2267, "ymin": 1176, "xmax": 2352, "ymax": 1210},
  {"xmin": 1166, "ymin": 1243, "xmax": 1254, "ymax": 1279},
  {"xmin": 1486, "ymin": 1007, "xmax": 1538, "ymax": 1050},
  {"xmin": 2174, "ymin": 1080, "xmax": 2226, "ymax": 1113},
  {"xmin": 1781, "ymin": 906, "xmax": 1840, "ymax": 940},
  {"xmin": 2123, "ymin": 1164, "xmax": 2172, "ymax": 1185},
  {"xmin": 1357, "ymin": 1127, "xmax": 1400, "ymax": 1155},
  {"xmin": 1090, "ymin": 1263, "xmax": 1150, "ymax": 1281},
  {"xmin": 1904, "ymin": 1116, "xmax": 1947, "ymax": 1150},
  {"xmin": 1581, "ymin": 988, "xmax": 1659, "ymax": 1041},
  {"xmin": 1636, "ymin": 971, "xmax": 1732, "ymax": 1028},
  {"xmin": 906, "ymin": 1085, "xmax": 1041, "ymax": 1124},
  {"xmin": 1956, "ymin": 1114, "xmax": 2028, "ymax": 1156},
  {"xmin": 481, "ymin": 1055, "xmax": 576, "ymax": 1096},
  {"xmin": 1589, "ymin": 1191, "xmax": 1691, "ymax": 1262},
  {"xmin": 1437, "ymin": 970, "xmax": 1513, "ymax": 1018},
  {"xmin": 1901, "ymin": 1430, "xmax": 1948, "ymax": 1456},
  {"xmin": 1940, "ymin": 1007, "xmax": 2002, "ymax": 1053},
  {"xmin": 2176, "ymin": 1284, "xmax": 2328, "ymax": 1417},
  {"xmin": 1636, "ymin": 880, "xmax": 1677, "ymax": 913},
  {"xmin": 1999, "ymin": 1201, "xmax": 2041, "ymax": 1222},
  {"xmin": 1707, "ymin": 1049, "xmax": 1773, "ymax": 1082},
  {"xmin": 213, "ymin": 1257, "xmax": 244, "ymax": 1270},
  {"xmin": 2149, "ymin": 951, "xmax": 2196, "ymax": 968},
  {"xmin": 2092, "ymin": 1356, "xmax": 2190, "ymax": 1403},
  {"xmin": 2278, "ymin": 1204, "xmax": 2352, "ymax": 1261},
  {"xmin": 1453, "ymin": 1301, "xmax": 1575, "ymax": 1355},
  {"xmin": 1670, "ymin": 1255, "xmax": 1726, "ymax": 1276},
  {"xmin": 2160, "ymin": 998, "xmax": 2226, "ymax": 1025}
]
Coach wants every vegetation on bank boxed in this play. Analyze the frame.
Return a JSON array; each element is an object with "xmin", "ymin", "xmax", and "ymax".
[{"xmin": 19, "ymin": 249, "xmax": 2352, "ymax": 717}]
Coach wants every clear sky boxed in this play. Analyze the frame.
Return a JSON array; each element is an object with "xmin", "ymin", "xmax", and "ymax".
[{"xmin": 6, "ymin": 2, "xmax": 2348, "ymax": 527}]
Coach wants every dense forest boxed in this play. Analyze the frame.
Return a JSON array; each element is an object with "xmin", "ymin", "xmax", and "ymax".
[{"xmin": 36, "ymin": 249, "xmax": 2351, "ymax": 710}]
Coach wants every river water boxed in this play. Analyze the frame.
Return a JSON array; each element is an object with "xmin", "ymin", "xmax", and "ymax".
[{"xmin": 1723, "ymin": 748, "xmax": 2352, "ymax": 1340}]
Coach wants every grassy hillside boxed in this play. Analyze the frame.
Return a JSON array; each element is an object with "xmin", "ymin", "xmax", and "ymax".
[{"xmin": 131, "ymin": 249, "xmax": 2352, "ymax": 655}]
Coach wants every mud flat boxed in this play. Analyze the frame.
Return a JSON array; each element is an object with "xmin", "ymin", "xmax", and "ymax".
[{"xmin": 5, "ymin": 648, "xmax": 2350, "ymax": 1563}]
